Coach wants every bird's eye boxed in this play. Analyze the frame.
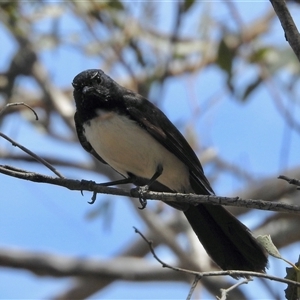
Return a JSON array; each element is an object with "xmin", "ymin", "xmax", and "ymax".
[
  {"xmin": 91, "ymin": 72, "xmax": 102, "ymax": 85},
  {"xmin": 95, "ymin": 76, "xmax": 102, "ymax": 85}
]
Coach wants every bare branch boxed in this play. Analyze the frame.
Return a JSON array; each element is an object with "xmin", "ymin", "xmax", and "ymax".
[
  {"xmin": 134, "ymin": 227, "xmax": 300, "ymax": 287},
  {"xmin": 187, "ymin": 275, "xmax": 201, "ymax": 300},
  {"xmin": 0, "ymin": 248, "xmax": 183, "ymax": 281},
  {"xmin": 217, "ymin": 279, "xmax": 252, "ymax": 300},
  {"xmin": 132, "ymin": 204, "xmax": 200, "ymax": 269},
  {"xmin": 0, "ymin": 165, "xmax": 299, "ymax": 214},
  {"xmin": 270, "ymin": 0, "xmax": 300, "ymax": 62},
  {"xmin": 279, "ymin": 175, "xmax": 300, "ymax": 188},
  {"xmin": 0, "ymin": 102, "xmax": 39, "ymax": 120},
  {"xmin": 0, "ymin": 152, "xmax": 94, "ymax": 171},
  {"xmin": 0, "ymin": 134, "xmax": 64, "ymax": 178}
]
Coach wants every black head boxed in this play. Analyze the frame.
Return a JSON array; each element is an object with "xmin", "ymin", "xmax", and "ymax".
[
  {"xmin": 72, "ymin": 69, "xmax": 125, "ymax": 121},
  {"xmin": 72, "ymin": 69, "xmax": 105, "ymax": 91}
]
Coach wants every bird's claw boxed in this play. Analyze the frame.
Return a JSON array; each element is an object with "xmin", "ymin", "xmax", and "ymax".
[
  {"xmin": 88, "ymin": 191, "xmax": 97, "ymax": 204},
  {"xmin": 138, "ymin": 197, "xmax": 147, "ymax": 210},
  {"xmin": 131, "ymin": 185, "xmax": 149, "ymax": 209}
]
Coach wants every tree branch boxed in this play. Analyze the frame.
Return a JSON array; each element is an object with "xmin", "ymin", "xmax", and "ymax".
[
  {"xmin": 0, "ymin": 133, "xmax": 64, "ymax": 178},
  {"xmin": 0, "ymin": 248, "xmax": 183, "ymax": 281},
  {"xmin": 0, "ymin": 152, "xmax": 94, "ymax": 171},
  {"xmin": 270, "ymin": 0, "xmax": 300, "ymax": 62},
  {"xmin": 0, "ymin": 102, "xmax": 38, "ymax": 120},
  {"xmin": 279, "ymin": 175, "xmax": 300, "ymax": 188},
  {"xmin": 0, "ymin": 164, "xmax": 299, "ymax": 214},
  {"xmin": 217, "ymin": 279, "xmax": 251, "ymax": 300},
  {"xmin": 134, "ymin": 227, "xmax": 300, "ymax": 288},
  {"xmin": 0, "ymin": 102, "xmax": 64, "ymax": 178}
]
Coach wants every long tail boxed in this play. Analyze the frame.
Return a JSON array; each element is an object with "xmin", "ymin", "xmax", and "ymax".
[{"xmin": 184, "ymin": 204, "xmax": 268, "ymax": 273}]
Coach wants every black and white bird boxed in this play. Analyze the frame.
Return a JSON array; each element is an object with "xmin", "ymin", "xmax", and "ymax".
[{"xmin": 72, "ymin": 69, "xmax": 268, "ymax": 274}]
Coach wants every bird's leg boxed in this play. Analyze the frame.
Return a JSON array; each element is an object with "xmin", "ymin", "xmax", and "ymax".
[
  {"xmin": 136, "ymin": 164, "xmax": 163, "ymax": 209},
  {"xmin": 98, "ymin": 177, "xmax": 135, "ymax": 187},
  {"xmin": 86, "ymin": 164, "xmax": 163, "ymax": 207}
]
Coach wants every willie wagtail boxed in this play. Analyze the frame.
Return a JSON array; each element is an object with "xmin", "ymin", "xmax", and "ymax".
[{"xmin": 72, "ymin": 69, "xmax": 268, "ymax": 274}]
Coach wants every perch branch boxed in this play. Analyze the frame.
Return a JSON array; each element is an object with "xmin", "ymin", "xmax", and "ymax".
[{"xmin": 0, "ymin": 165, "xmax": 299, "ymax": 214}]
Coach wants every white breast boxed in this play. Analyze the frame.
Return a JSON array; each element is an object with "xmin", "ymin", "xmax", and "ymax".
[{"xmin": 83, "ymin": 110, "xmax": 191, "ymax": 192}]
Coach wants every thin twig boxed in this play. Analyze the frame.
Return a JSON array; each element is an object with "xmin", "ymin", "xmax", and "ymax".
[
  {"xmin": 0, "ymin": 102, "xmax": 39, "ymax": 120},
  {"xmin": 0, "ymin": 134, "xmax": 64, "ymax": 178},
  {"xmin": 134, "ymin": 227, "xmax": 300, "ymax": 287},
  {"xmin": 217, "ymin": 279, "xmax": 251, "ymax": 300},
  {"xmin": 0, "ymin": 153, "xmax": 94, "ymax": 171},
  {"xmin": 133, "ymin": 227, "xmax": 181, "ymax": 270},
  {"xmin": 279, "ymin": 175, "xmax": 300, "ymax": 188},
  {"xmin": 186, "ymin": 275, "xmax": 201, "ymax": 300},
  {"xmin": 0, "ymin": 102, "xmax": 63, "ymax": 178}
]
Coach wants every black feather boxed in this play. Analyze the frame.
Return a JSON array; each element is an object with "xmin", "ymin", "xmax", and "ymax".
[{"xmin": 73, "ymin": 69, "xmax": 268, "ymax": 274}]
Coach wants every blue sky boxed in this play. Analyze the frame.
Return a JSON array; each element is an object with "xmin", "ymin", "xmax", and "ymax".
[{"xmin": 1, "ymin": 2, "xmax": 300, "ymax": 299}]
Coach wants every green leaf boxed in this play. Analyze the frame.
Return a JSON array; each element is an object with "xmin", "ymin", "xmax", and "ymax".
[
  {"xmin": 107, "ymin": 0, "xmax": 124, "ymax": 10},
  {"xmin": 216, "ymin": 38, "xmax": 235, "ymax": 76},
  {"xmin": 183, "ymin": 0, "xmax": 196, "ymax": 12},
  {"xmin": 216, "ymin": 37, "xmax": 236, "ymax": 92},
  {"xmin": 249, "ymin": 47, "xmax": 270, "ymax": 63},
  {"xmin": 240, "ymin": 77, "xmax": 262, "ymax": 102},
  {"xmin": 285, "ymin": 256, "xmax": 300, "ymax": 300},
  {"xmin": 257, "ymin": 235, "xmax": 281, "ymax": 258}
]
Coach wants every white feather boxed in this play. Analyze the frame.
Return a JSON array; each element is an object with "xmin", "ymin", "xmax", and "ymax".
[{"xmin": 83, "ymin": 110, "xmax": 191, "ymax": 192}]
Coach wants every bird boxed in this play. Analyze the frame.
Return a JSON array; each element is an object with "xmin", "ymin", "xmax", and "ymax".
[{"xmin": 72, "ymin": 69, "xmax": 268, "ymax": 274}]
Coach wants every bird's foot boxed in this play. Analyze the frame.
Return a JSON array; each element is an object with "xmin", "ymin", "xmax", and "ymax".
[{"xmin": 131, "ymin": 185, "xmax": 149, "ymax": 209}]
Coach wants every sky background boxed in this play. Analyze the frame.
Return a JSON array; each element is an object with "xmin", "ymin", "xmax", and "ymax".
[{"xmin": 1, "ymin": 1, "xmax": 300, "ymax": 299}]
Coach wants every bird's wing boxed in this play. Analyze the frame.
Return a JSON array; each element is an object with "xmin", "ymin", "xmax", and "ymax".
[{"xmin": 124, "ymin": 92, "xmax": 214, "ymax": 195}]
